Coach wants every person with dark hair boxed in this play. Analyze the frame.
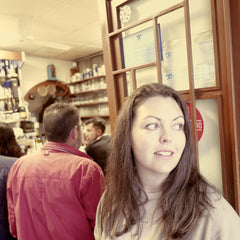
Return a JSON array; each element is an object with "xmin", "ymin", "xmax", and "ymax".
[
  {"xmin": 7, "ymin": 102, "xmax": 104, "ymax": 240},
  {"xmin": 84, "ymin": 117, "xmax": 111, "ymax": 174},
  {"xmin": 94, "ymin": 83, "xmax": 240, "ymax": 240},
  {"xmin": 0, "ymin": 122, "xmax": 23, "ymax": 240},
  {"xmin": 0, "ymin": 122, "xmax": 23, "ymax": 158}
]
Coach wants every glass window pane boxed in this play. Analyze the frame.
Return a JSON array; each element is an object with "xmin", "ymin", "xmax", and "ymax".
[
  {"xmin": 196, "ymin": 99, "xmax": 223, "ymax": 192},
  {"xmin": 158, "ymin": 8, "xmax": 189, "ymax": 90},
  {"xmin": 189, "ymin": 0, "xmax": 216, "ymax": 88},
  {"xmin": 121, "ymin": 22, "xmax": 156, "ymax": 69},
  {"xmin": 119, "ymin": 0, "xmax": 216, "ymax": 89},
  {"xmin": 119, "ymin": 0, "xmax": 182, "ymax": 28},
  {"xmin": 135, "ymin": 66, "xmax": 158, "ymax": 88}
]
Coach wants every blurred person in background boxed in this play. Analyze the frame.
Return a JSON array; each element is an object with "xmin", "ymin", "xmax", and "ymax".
[
  {"xmin": 84, "ymin": 117, "xmax": 111, "ymax": 175},
  {"xmin": 0, "ymin": 121, "xmax": 24, "ymax": 240}
]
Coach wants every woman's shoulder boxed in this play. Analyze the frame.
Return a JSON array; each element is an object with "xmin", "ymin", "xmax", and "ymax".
[
  {"xmin": 186, "ymin": 191, "xmax": 240, "ymax": 239},
  {"xmin": 202, "ymin": 191, "xmax": 240, "ymax": 238},
  {"xmin": 208, "ymin": 191, "xmax": 239, "ymax": 219}
]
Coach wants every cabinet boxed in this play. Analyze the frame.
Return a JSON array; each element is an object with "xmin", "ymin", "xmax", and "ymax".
[
  {"xmin": 67, "ymin": 75, "xmax": 109, "ymax": 119},
  {"xmin": 0, "ymin": 50, "xmax": 25, "ymax": 123},
  {"xmin": 68, "ymin": 53, "xmax": 111, "ymax": 134}
]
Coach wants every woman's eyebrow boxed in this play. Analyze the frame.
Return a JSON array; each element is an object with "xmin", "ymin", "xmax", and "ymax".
[
  {"xmin": 143, "ymin": 115, "xmax": 161, "ymax": 121},
  {"xmin": 173, "ymin": 116, "xmax": 184, "ymax": 121},
  {"xmin": 143, "ymin": 115, "xmax": 184, "ymax": 121}
]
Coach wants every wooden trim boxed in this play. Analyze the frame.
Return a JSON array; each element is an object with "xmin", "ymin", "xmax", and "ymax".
[
  {"xmin": 98, "ymin": 0, "xmax": 119, "ymax": 131},
  {"xmin": 131, "ymin": 69, "xmax": 137, "ymax": 91},
  {"xmin": 184, "ymin": 0, "xmax": 199, "ymax": 158},
  {"xmin": 210, "ymin": 0, "xmax": 221, "ymax": 89},
  {"xmin": 228, "ymin": 0, "xmax": 240, "ymax": 213},
  {"xmin": 0, "ymin": 50, "xmax": 24, "ymax": 61},
  {"xmin": 216, "ymin": 95, "xmax": 231, "ymax": 201},
  {"xmin": 213, "ymin": 0, "xmax": 237, "ymax": 209},
  {"xmin": 153, "ymin": 18, "xmax": 163, "ymax": 83},
  {"xmin": 112, "ymin": 62, "xmax": 156, "ymax": 75}
]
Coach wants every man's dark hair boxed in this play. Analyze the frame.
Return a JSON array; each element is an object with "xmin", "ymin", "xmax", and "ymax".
[
  {"xmin": 85, "ymin": 117, "xmax": 106, "ymax": 134},
  {"xmin": 43, "ymin": 102, "xmax": 80, "ymax": 142}
]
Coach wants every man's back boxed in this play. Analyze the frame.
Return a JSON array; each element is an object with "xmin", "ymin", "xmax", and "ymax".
[{"xmin": 7, "ymin": 142, "xmax": 104, "ymax": 240}]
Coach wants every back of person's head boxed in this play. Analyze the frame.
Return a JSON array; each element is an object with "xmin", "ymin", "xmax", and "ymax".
[
  {"xmin": 85, "ymin": 117, "xmax": 106, "ymax": 135},
  {"xmin": 0, "ymin": 122, "xmax": 23, "ymax": 158},
  {"xmin": 43, "ymin": 102, "xmax": 80, "ymax": 143}
]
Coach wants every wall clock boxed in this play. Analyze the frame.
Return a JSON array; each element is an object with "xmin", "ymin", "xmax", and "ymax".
[{"xmin": 119, "ymin": 4, "xmax": 132, "ymax": 24}]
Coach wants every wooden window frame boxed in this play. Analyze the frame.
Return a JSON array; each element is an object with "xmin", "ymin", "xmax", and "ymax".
[{"xmin": 98, "ymin": 0, "xmax": 240, "ymax": 212}]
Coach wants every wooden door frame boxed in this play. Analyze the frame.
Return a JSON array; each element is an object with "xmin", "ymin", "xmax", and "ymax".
[{"xmin": 227, "ymin": 0, "xmax": 240, "ymax": 213}]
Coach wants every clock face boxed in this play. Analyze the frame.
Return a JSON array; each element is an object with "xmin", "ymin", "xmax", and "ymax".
[{"xmin": 119, "ymin": 5, "xmax": 132, "ymax": 24}]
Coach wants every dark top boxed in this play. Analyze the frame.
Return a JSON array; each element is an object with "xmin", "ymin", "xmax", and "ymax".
[
  {"xmin": 0, "ymin": 155, "xmax": 17, "ymax": 240},
  {"xmin": 85, "ymin": 135, "xmax": 111, "ymax": 174}
]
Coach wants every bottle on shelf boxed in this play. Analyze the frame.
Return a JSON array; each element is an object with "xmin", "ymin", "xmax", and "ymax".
[
  {"xmin": 35, "ymin": 129, "xmax": 42, "ymax": 151},
  {"xmin": 17, "ymin": 86, "xmax": 27, "ymax": 119}
]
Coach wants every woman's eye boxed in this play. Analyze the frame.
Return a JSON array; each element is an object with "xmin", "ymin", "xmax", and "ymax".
[
  {"xmin": 172, "ymin": 123, "xmax": 184, "ymax": 131},
  {"xmin": 146, "ymin": 123, "xmax": 159, "ymax": 130}
]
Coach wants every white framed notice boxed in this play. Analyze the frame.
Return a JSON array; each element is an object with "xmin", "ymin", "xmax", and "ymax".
[{"xmin": 122, "ymin": 24, "xmax": 162, "ymax": 68}]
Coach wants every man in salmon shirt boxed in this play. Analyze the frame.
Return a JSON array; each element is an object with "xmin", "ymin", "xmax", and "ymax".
[{"xmin": 7, "ymin": 102, "xmax": 104, "ymax": 240}]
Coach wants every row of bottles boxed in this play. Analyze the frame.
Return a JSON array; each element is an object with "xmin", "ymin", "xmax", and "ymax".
[
  {"xmin": 0, "ymin": 78, "xmax": 18, "ymax": 112},
  {"xmin": 0, "ymin": 79, "xmax": 27, "ymax": 124},
  {"xmin": 0, "ymin": 78, "xmax": 26, "ymax": 116},
  {"xmin": 69, "ymin": 77, "xmax": 107, "ymax": 94},
  {"xmin": 70, "ymin": 64, "xmax": 106, "ymax": 83},
  {"xmin": 0, "ymin": 59, "xmax": 21, "ymax": 78},
  {"xmin": 0, "ymin": 51, "xmax": 26, "ymax": 123},
  {"xmin": 79, "ymin": 103, "xmax": 109, "ymax": 117}
]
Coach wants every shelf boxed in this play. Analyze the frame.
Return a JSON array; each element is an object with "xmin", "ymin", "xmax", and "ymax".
[
  {"xmin": 1, "ymin": 110, "xmax": 14, "ymax": 114},
  {"xmin": 0, "ymin": 76, "xmax": 19, "ymax": 81},
  {"xmin": 74, "ymin": 101, "xmax": 108, "ymax": 107},
  {"xmin": 69, "ymin": 88, "xmax": 107, "ymax": 97},
  {"xmin": 0, "ymin": 97, "xmax": 19, "ymax": 101},
  {"xmin": 81, "ymin": 115, "xmax": 109, "ymax": 119},
  {"xmin": 67, "ymin": 75, "xmax": 105, "ymax": 85},
  {"xmin": 1, "ymin": 119, "xmax": 19, "ymax": 123}
]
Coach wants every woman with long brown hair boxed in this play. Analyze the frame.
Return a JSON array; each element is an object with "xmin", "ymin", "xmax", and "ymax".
[{"xmin": 94, "ymin": 83, "xmax": 240, "ymax": 239}]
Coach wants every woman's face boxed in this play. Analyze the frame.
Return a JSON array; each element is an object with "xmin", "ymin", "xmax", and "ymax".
[{"xmin": 131, "ymin": 96, "xmax": 186, "ymax": 189}]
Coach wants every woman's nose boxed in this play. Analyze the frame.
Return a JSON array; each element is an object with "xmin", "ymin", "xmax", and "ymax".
[{"xmin": 159, "ymin": 127, "xmax": 172, "ymax": 144}]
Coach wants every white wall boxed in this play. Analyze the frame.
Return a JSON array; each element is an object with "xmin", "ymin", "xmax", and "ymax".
[{"xmin": 19, "ymin": 54, "xmax": 74, "ymax": 98}]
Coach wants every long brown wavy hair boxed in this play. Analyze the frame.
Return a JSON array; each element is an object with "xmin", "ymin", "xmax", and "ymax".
[
  {"xmin": 101, "ymin": 83, "xmax": 215, "ymax": 239},
  {"xmin": 0, "ymin": 122, "xmax": 23, "ymax": 158}
]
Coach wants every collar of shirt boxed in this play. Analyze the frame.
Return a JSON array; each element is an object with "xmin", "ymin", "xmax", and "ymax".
[{"xmin": 42, "ymin": 141, "xmax": 92, "ymax": 160}]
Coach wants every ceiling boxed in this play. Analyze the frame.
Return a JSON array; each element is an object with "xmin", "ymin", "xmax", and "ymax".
[{"xmin": 0, "ymin": 0, "xmax": 103, "ymax": 61}]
